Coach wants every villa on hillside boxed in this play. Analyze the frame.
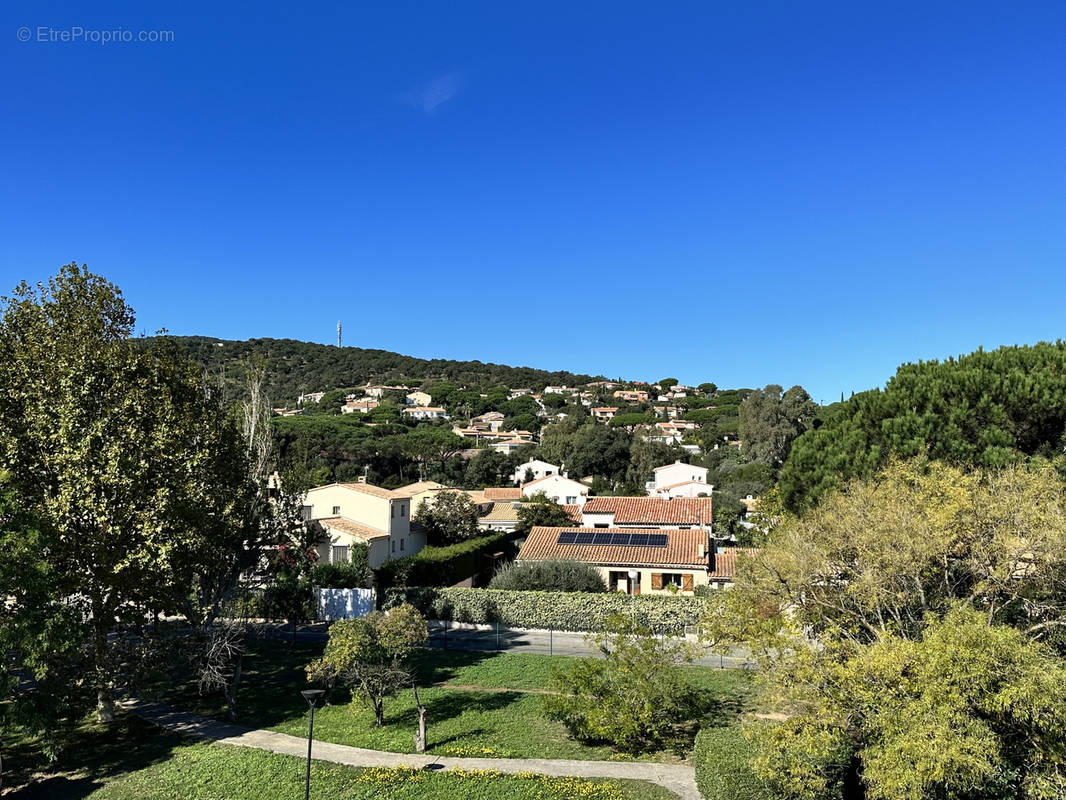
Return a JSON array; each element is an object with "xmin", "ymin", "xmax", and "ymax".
[
  {"xmin": 579, "ymin": 496, "xmax": 712, "ymax": 531},
  {"xmin": 521, "ymin": 473, "xmax": 590, "ymax": 507},
  {"xmin": 647, "ymin": 460, "xmax": 712, "ymax": 499},
  {"xmin": 301, "ymin": 480, "xmax": 426, "ymax": 568}
]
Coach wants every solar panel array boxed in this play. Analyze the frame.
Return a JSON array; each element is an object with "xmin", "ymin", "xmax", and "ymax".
[{"xmin": 556, "ymin": 531, "xmax": 669, "ymax": 548}]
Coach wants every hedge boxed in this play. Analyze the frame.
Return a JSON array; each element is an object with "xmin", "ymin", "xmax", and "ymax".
[
  {"xmin": 693, "ymin": 725, "xmax": 769, "ymax": 800},
  {"xmin": 384, "ymin": 586, "xmax": 710, "ymax": 633},
  {"xmin": 374, "ymin": 532, "xmax": 515, "ymax": 593}
]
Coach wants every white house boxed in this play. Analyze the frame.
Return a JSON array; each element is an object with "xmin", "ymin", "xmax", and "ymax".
[
  {"xmin": 403, "ymin": 406, "xmax": 450, "ymax": 421},
  {"xmin": 406, "ymin": 390, "xmax": 433, "ymax": 407},
  {"xmin": 492, "ymin": 439, "xmax": 529, "ymax": 455},
  {"xmin": 341, "ymin": 399, "xmax": 379, "ymax": 414},
  {"xmin": 591, "ymin": 407, "xmax": 618, "ymax": 423},
  {"xmin": 647, "ymin": 460, "xmax": 712, "ymax": 499},
  {"xmin": 298, "ymin": 391, "xmax": 325, "ymax": 405},
  {"xmin": 301, "ymin": 480, "xmax": 426, "ymax": 569},
  {"xmin": 521, "ymin": 474, "xmax": 590, "ymax": 507},
  {"xmin": 511, "ymin": 458, "xmax": 561, "ymax": 484}
]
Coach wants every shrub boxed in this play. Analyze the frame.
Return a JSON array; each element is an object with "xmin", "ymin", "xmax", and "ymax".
[
  {"xmin": 693, "ymin": 725, "xmax": 769, "ymax": 800},
  {"xmin": 543, "ymin": 615, "xmax": 705, "ymax": 754},
  {"xmin": 310, "ymin": 549, "xmax": 371, "ymax": 588},
  {"xmin": 414, "ymin": 492, "xmax": 481, "ymax": 545},
  {"xmin": 489, "ymin": 559, "xmax": 606, "ymax": 593},
  {"xmin": 385, "ymin": 586, "xmax": 709, "ymax": 633},
  {"xmin": 374, "ymin": 533, "xmax": 514, "ymax": 594}
]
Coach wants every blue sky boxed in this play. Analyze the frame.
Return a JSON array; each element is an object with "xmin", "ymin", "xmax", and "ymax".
[{"xmin": 2, "ymin": 2, "xmax": 1064, "ymax": 403}]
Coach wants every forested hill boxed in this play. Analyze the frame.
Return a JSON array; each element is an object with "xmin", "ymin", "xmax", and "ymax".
[{"xmin": 145, "ymin": 336, "xmax": 606, "ymax": 404}]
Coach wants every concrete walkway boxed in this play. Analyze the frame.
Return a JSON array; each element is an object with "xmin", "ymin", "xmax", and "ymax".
[{"xmin": 122, "ymin": 699, "xmax": 698, "ymax": 800}]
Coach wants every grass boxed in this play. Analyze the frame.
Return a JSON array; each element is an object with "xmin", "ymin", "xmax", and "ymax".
[
  {"xmin": 155, "ymin": 639, "xmax": 752, "ymax": 764},
  {"xmin": 0, "ymin": 714, "xmax": 675, "ymax": 799}
]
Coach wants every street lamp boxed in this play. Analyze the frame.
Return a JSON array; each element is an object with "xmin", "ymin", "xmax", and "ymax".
[
  {"xmin": 301, "ymin": 689, "xmax": 326, "ymax": 800},
  {"xmin": 627, "ymin": 570, "xmax": 639, "ymax": 596}
]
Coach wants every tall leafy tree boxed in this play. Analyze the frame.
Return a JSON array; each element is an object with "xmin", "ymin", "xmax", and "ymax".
[
  {"xmin": 0, "ymin": 264, "xmax": 261, "ymax": 721},
  {"xmin": 737, "ymin": 384, "xmax": 817, "ymax": 468},
  {"xmin": 779, "ymin": 342, "xmax": 1066, "ymax": 511}
]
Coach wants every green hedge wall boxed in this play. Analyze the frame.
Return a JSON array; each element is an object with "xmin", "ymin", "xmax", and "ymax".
[
  {"xmin": 374, "ymin": 533, "xmax": 515, "ymax": 593},
  {"xmin": 692, "ymin": 726, "xmax": 769, "ymax": 800},
  {"xmin": 384, "ymin": 586, "xmax": 710, "ymax": 633}
]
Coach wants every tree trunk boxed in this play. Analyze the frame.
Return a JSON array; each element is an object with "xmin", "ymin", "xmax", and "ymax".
[
  {"xmin": 374, "ymin": 698, "xmax": 385, "ymax": 727},
  {"xmin": 225, "ymin": 654, "xmax": 243, "ymax": 722},
  {"xmin": 412, "ymin": 684, "xmax": 427, "ymax": 753},
  {"xmin": 93, "ymin": 607, "xmax": 115, "ymax": 723}
]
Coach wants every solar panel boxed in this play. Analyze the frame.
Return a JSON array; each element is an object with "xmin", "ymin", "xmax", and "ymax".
[{"xmin": 554, "ymin": 531, "xmax": 670, "ymax": 547}]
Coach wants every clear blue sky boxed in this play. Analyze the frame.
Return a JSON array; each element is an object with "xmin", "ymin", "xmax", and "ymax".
[{"xmin": 3, "ymin": 2, "xmax": 1064, "ymax": 403}]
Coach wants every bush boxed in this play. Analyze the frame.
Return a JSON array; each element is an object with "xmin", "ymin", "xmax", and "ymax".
[
  {"xmin": 489, "ymin": 559, "xmax": 606, "ymax": 593},
  {"xmin": 310, "ymin": 550, "xmax": 371, "ymax": 588},
  {"xmin": 262, "ymin": 575, "xmax": 315, "ymax": 622},
  {"xmin": 374, "ymin": 533, "xmax": 515, "ymax": 594},
  {"xmin": 385, "ymin": 586, "xmax": 709, "ymax": 633},
  {"xmin": 693, "ymin": 726, "xmax": 769, "ymax": 800},
  {"xmin": 543, "ymin": 615, "xmax": 705, "ymax": 754}
]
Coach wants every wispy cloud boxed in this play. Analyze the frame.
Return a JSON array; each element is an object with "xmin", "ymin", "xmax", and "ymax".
[{"xmin": 405, "ymin": 73, "xmax": 462, "ymax": 114}]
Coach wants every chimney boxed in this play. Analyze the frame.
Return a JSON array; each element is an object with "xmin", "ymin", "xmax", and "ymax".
[{"xmin": 357, "ymin": 475, "xmax": 367, "ymax": 484}]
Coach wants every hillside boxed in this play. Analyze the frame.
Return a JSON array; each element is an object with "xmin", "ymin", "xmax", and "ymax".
[{"xmin": 147, "ymin": 336, "xmax": 606, "ymax": 404}]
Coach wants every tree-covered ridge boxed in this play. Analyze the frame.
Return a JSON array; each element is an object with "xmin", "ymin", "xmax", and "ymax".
[
  {"xmin": 779, "ymin": 341, "xmax": 1066, "ymax": 511},
  {"xmin": 145, "ymin": 336, "xmax": 606, "ymax": 404}
]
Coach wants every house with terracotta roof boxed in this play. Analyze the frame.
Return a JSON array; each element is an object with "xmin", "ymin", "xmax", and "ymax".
[
  {"xmin": 579, "ymin": 496, "xmax": 712, "ymax": 531},
  {"xmin": 301, "ymin": 480, "xmax": 426, "ymax": 568},
  {"xmin": 341, "ymin": 399, "xmax": 379, "ymax": 414},
  {"xmin": 591, "ymin": 407, "xmax": 618, "ymax": 423},
  {"xmin": 492, "ymin": 438, "xmax": 529, "ymax": 455},
  {"xmin": 478, "ymin": 501, "xmax": 522, "ymax": 533},
  {"xmin": 483, "ymin": 487, "xmax": 523, "ymax": 501},
  {"xmin": 517, "ymin": 527, "xmax": 750, "ymax": 594},
  {"xmin": 521, "ymin": 473, "xmax": 590, "ymax": 507},
  {"xmin": 613, "ymin": 389, "xmax": 649, "ymax": 402}
]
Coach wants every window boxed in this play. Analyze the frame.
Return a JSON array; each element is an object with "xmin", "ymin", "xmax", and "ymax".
[
  {"xmin": 400, "ymin": 504, "xmax": 406, "ymax": 517},
  {"xmin": 391, "ymin": 540, "xmax": 396, "ymax": 552},
  {"xmin": 392, "ymin": 505, "xmax": 396, "ymax": 518},
  {"xmin": 300, "ymin": 505, "xmax": 313, "ymax": 522},
  {"xmin": 565, "ymin": 496, "xmax": 576, "ymax": 504},
  {"xmin": 331, "ymin": 545, "xmax": 349, "ymax": 563},
  {"xmin": 662, "ymin": 573, "xmax": 683, "ymax": 588},
  {"xmin": 400, "ymin": 538, "xmax": 405, "ymax": 551},
  {"xmin": 332, "ymin": 505, "xmax": 341, "ymax": 516},
  {"xmin": 594, "ymin": 523, "xmax": 609, "ymax": 529}
]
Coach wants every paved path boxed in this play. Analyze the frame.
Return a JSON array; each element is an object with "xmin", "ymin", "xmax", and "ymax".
[{"xmin": 122, "ymin": 699, "xmax": 698, "ymax": 800}]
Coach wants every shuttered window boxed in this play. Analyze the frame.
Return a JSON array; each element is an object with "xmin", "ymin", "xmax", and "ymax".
[
  {"xmin": 682, "ymin": 573, "xmax": 694, "ymax": 592},
  {"xmin": 651, "ymin": 573, "xmax": 663, "ymax": 590}
]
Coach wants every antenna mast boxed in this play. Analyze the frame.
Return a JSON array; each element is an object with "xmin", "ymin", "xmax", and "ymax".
[{"xmin": 337, "ymin": 320, "xmax": 342, "ymax": 348}]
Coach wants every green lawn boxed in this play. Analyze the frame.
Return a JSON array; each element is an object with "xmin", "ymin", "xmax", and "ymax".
[
  {"xmin": 1, "ymin": 715, "xmax": 675, "ymax": 799},
  {"xmin": 157, "ymin": 639, "xmax": 752, "ymax": 764}
]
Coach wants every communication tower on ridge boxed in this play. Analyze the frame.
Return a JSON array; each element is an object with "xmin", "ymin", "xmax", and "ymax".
[{"xmin": 337, "ymin": 321, "xmax": 342, "ymax": 348}]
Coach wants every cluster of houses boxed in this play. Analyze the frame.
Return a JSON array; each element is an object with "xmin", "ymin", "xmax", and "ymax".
[{"xmin": 298, "ymin": 454, "xmax": 736, "ymax": 595}]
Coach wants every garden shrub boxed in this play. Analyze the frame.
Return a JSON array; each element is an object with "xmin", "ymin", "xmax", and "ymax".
[
  {"xmin": 309, "ymin": 547, "xmax": 371, "ymax": 588},
  {"xmin": 488, "ymin": 559, "xmax": 606, "ymax": 593},
  {"xmin": 543, "ymin": 615, "xmax": 705, "ymax": 754},
  {"xmin": 374, "ymin": 532, "xmax": 514, "ymax": 594},
  {"xmin": 385, "ymin": 586, "xmax": 709, "ymax": 633},
  {"xmin": 693, "ymin": 725, "xmax": 769, "ymax": 800}
]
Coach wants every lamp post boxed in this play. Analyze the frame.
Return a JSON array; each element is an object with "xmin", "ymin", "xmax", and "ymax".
[{"xmin": 301, "ymin": 689, "xmax": 326, "ymax": 800}]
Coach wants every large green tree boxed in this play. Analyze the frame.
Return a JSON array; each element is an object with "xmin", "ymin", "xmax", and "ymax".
[
  {"xmin": 779, "ymin": 342, "xmax": 1066, "ymax": 511},
  {"xmin": 737, "ymin": 384, "xmax": 817, "ymax": 468},
  {"xmin": 705, "ymin": 459, "xmax": 1066, "ymax": 799},
  {"xmin": 0, "ymin": 265, "xmax": 262, "ymax": 721}
]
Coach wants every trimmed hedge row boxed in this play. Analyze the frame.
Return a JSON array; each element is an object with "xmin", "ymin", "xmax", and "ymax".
[
  {"xmin": 693, "ymin": 726, "xmax": 768, "ymax": 800},
  {"xmin": 384, "ymin": 586, "xmax": 710, "ymax": 633},
  {"xmin": 374, "ymin": 532, "xmax": 515, "ymax": 592}
]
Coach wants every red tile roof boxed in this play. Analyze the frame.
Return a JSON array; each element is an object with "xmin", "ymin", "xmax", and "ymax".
[
  {"xmin": 518, "ymin": 526, "xmax": 710, "ymax": 569},
  {"xmin": 707, "ymin": 548, "xmax": 758, "ymax": 579},
  {"xmin": 315, "ymin": 517, "xmax": 390, "ymax": 540},
  {"xmin": 483, "ymin": 487, "xmax": 522, "ymax": 501},
  {"xmin": 336, "ymin": 482, "xmax": 403, "ymax": 500},
  {"xmin": 581, "ymin": 496, "xmax": 713, "ymax": 525}
]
